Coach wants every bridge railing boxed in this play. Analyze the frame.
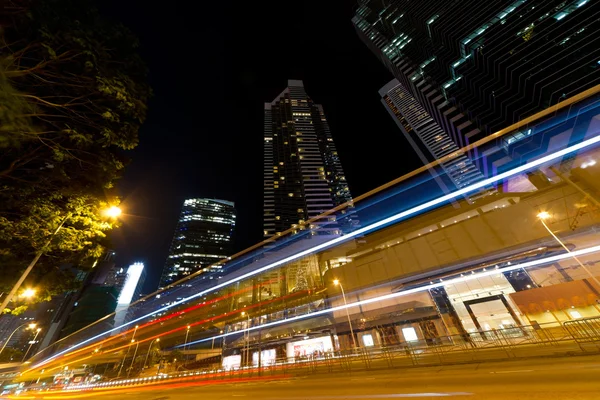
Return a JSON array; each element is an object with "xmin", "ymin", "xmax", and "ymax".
[{"xmin": 24, "ymin": 85, "xmax": 600, "ymax": 380}]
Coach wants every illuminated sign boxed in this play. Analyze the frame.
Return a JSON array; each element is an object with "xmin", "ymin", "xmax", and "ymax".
[{"xmin": 117, "ymin": 263, "xmax": 144, "ymax": 306}]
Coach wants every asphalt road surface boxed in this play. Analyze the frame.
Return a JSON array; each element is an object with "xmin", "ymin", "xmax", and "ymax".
[{"xmin": 7, "ymin": 355, "xmax": 600, "ymax": 400}]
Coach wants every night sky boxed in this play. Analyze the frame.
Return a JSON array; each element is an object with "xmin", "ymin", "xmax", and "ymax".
[{"xmin": 101, "ymin": 1, "xmax": 421, "ymax": 292}]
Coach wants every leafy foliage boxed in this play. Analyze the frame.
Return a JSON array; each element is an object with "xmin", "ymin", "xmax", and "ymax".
[
  {"xmin": 0, "ymin": 0, "xmax": 150, "ymax": 311},
  {"xmin": 0, "ymin": 347, "xmax": 24, "ymax": 363}
]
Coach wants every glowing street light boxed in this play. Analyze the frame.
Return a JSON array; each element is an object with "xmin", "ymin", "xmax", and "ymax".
[
  {"xmin": 20, "ymin": 289, "xmax": 36, "ymax": 299},
  {"xmin": 127, "ymin": 339, "xmax": 140, "ymax": 378},
  {"xmin": 183, "ymin": 325, "xmax": 191, "ymax": 352},
  {"xmin": 144, "ymin": 338, "xmax": 160, "ymax": 369},
  {"xmin": 333, "ymin": 279, "xmax": 357, "ymax": 350},
  {"xmin": 0, "ymin": 205, "xmax": 123, "ymax": 315},
  {"xmin": 537, "ymin": 211, "xmax": 600, "ymax": 287},
  {"xmin": 0, "ymin": 323, "xmax": 36, "ymax": 356},
  {"xmin": 104, "ymin": 206, "xmax": 122, "ymax": 219}
]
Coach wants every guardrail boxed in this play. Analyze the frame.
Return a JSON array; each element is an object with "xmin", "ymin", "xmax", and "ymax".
[
  {"xmin": 53, "ymin": 319, "xmax": 600, "ymax": 394},
  {"xmin": 564, "ymin": 316, "xmax": 600, "ymax": 343}
]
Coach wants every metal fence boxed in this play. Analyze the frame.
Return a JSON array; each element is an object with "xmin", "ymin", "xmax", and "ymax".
[{"xmin": 60, "ymin": 318, "xmax": 600, "ymax": 393}]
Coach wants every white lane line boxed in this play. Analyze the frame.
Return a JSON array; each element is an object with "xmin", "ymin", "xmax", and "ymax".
[
  {"xmin": 283, "ymin": 394, "xmax": 472, "ymax": 398},
  {"xmin": 490, "ymin": 370, "xmax": 533, "ymax": 374}
]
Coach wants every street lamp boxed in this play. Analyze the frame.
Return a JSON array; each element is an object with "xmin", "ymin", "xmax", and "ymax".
[
  {"xmin": 333, "ymin": 279, "xmax": 357, "ymax": 350},
  {"xmin": 22, "ymin": 328, "xmax": 42, "ymax": 362},
  {"xmin": 0, "ymin": 206, "xmax": 122, "ymax": 315},
  {"xmin": 118, "ymin": 338, "xmax": 135, "ymax": 378},
  {"xmin": 132, "ymin": 325, "xmax": 139, "ymax": 342},
  {"xmin": 20, "ymin": 289, "xmax": 36, "ymax": 299},
  {"xmin": 103, "ymin": 206, "xmax": 122, "ymax": 219},
  {"xmin": 143, "ymin": 338, "xmax": 160, "ymax": 369},
  {"xmin": 241, "ymin": 312, "xmax": 251, "ymax": 366},
  {"xmin": 127, "ymin": 339, "xmax": 140, "ymax": 378},
  {"xmin": 0, "ymin": 323, "xmax": 36, "ymax": 356},
  {"xmin": 537, "ymin": 211, "xmax": 600, "ymax": 287},
  {"xmin": 183, "ymin": 325, "xmax": 191, "ymax": 351}
]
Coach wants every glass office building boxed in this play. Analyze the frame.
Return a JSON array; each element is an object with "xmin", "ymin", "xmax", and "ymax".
[
  {"xmin": 159, "ymin": 198, "xmax": 236, "ymax": 288},
  {"xmin": 353, "ymin": 0, "xmax": 600, "ymax": 174}
]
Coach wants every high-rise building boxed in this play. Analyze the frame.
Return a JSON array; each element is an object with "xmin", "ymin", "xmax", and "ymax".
[
  {"xmin": 112, "ymin": 262, "xmax": 146, "ymax": 332},
  {"xmin": 353, "ymin": 0, "xmax": 600, "ymax": 172},
  {"xmin": 263, "ymin": 80, "xmax": 355, "ymax": 238},
  {"xmin": 380, "ymin": 79, "xmax": 485, "ymax": 190},
  {"xmin": 159, "ymin": 198, "xmax": 236, "ymax": 288}
]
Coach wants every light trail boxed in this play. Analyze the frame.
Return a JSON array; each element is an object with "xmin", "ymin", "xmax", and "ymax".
[
  {"xmin": 30, "ymin": 133, "xmax": 600, "ymax": 370},
  {"xmin": 180, "ymin": 243, "xmax": 600, "ymax": 347},
  {"xmin": 48, "ymin": 289, "xmax": 310, "ymax": 372},
  {"xmin": 49, "ymin": 277, "xmax": 282, "ymax": 362}
]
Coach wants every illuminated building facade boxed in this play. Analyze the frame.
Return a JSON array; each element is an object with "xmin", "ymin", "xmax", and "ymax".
[
  {"xmin": 159, "ymin": 198, "xmax": 236, "ymax": 288},
  {"xmin": 112, "ymin": 262, "xmax": 146, "ymax": 331},
  {"xmin": 353, "ymin": 0, "xmax": 600, "ymax": 172},
  {"xmin": 380, "ymin": 79, "xmax": 485, "ymax": 190},
  {"xmin": 264, "ymin": 80, "xmax": 355, "ymax": 238}
]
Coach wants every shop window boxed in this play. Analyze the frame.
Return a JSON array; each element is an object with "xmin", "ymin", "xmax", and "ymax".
[{"xmin": 362, "ymin": 334, "xmax": 374, "ymax": 347}]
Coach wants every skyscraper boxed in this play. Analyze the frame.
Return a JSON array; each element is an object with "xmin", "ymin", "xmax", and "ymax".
[
  {"xmin": 112, "ymin": 262, "xmax": 146, "ymax": 332},
  {"xmin": 353, "ymin": 0, "xmax": 600, "ymax": 172},
  {"xmin": 159, "ymin": 198, "xmax": 236, "ymax": 288},
  {"xmin": 380, "ymin": 79, "xmax": 485, "ymax": 190},
  {"xmin": 263, "ymin": 80, "xmax": 354, "ymax": 239}
]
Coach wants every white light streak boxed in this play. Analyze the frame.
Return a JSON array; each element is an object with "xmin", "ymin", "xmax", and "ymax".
[
  {"xmin": 181, "ymin": 244, "xmax": 600, "ymax": 347},
  {"xmin": 32, "ymin": 133, "xmax": 600, "ymax": 368}
]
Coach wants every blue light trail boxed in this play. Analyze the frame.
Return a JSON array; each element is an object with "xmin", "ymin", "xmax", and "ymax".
[{"xmin": 32, "ymin": 132, "xmax": 600, "ymax": 369}]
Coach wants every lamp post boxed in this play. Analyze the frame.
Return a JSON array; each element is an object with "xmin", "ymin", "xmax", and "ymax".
[
  {"xmin": 537, "ymin": 212, "xmax": 600, "ymax": 287},
  {"xmin": 0, "ymin": 323, "xmax": 36, "ymax": 357},
  {"xmin": 127, "ymin": 339, "xmax": 140, "ymax": 378},
  {"xmin": 117, "ymin": 337, "xmax": 134, "ymax": 378},
  {"xmin": 0, "ymin": 206, "xmax": 121, "ymax": 315},
  {"xmin": 183, "ymin": 325, "xmax": 191, "ymax": 352},
  {"xmin": 333, "ymin": 279, "xmax": 357, "ymax": 350},
  {"xmin": 132, "ymin": 325, "xmax": 139, "ymax": 342},
  {"xmin": 143, "ymin": 338, "xmax": 160, "ymax": 369},
  {"xmin": 241, "ymin": 312, "xmax": 250, "ymax": 367},
  {"xmin": 22, "ymin": 328, "xmax": 42, "ymax": 362}
]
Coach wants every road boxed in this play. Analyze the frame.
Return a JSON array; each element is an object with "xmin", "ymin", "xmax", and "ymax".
[{"xmin": 6, "ymin": 355, "xmax": 600, "ymax": 400}]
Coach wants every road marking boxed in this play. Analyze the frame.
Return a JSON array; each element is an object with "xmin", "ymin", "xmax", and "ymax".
[
  {"xmin": 232, "ymin": 395, "xmax": 247, "ymax": 397},
  {"xmin": 350, "ymin": 377, "xmax": 376, "ymax": 381},
  {"xmin": 490, "ymin": 369, "xmax": 533, "ymax": 374},
  {"xmin": 283, "ymin": 394, "xmax": 472, "ymax": 399}
]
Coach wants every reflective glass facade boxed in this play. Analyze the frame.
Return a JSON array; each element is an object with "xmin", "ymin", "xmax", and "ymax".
[
  {"xmin": 159, "ymin": 198, "xmax": 236, "ymax": 288},
  {"xmin": 353, "ymin": 0, "xmax": 600, "ymax": 174}
]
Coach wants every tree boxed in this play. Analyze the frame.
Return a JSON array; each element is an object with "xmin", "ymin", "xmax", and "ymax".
[
  {"xmin": 0, "ymin": 0, "xmax": 151, "ymax": 311},
  {"xmin": 0, "ymin": 347, "xmax": 24, "ymax": 363}
]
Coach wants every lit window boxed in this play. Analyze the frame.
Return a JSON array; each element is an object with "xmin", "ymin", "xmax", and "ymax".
[
  {"xmin": 362, "ymin": 334, "xmax": 374, "ymax": 347},
  {"xmin": 569, "ymin": 310, "xmax": 582, "ymax": 319},
  {"xmin": 288, "ymin": 193, "xmax": 294, "ymax": 197},
  {"xmin": 402, "ymin": 327, "xmax": 418, "ymax": 342}
]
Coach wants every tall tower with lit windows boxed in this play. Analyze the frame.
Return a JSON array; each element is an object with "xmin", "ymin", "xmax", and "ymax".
[
  {"xmin": 159, "ymin": 198, "xmax": 236, "ymax": 288},
  {"xmin": 353, "ymin": 0, "xmax": 600, "ymax": 175},
  {"xmin": 263, "ymin": 80, "xmax": 355, "ymax": 239}
]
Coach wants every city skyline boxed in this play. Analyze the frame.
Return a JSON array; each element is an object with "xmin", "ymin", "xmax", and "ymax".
[
  {"xmin": 2, "ymin": 1, "xmax": 600, "ymax": 394},
  {"xmin": 106, "ymin": 1, "xmax": 412, "ymax": 291}
]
